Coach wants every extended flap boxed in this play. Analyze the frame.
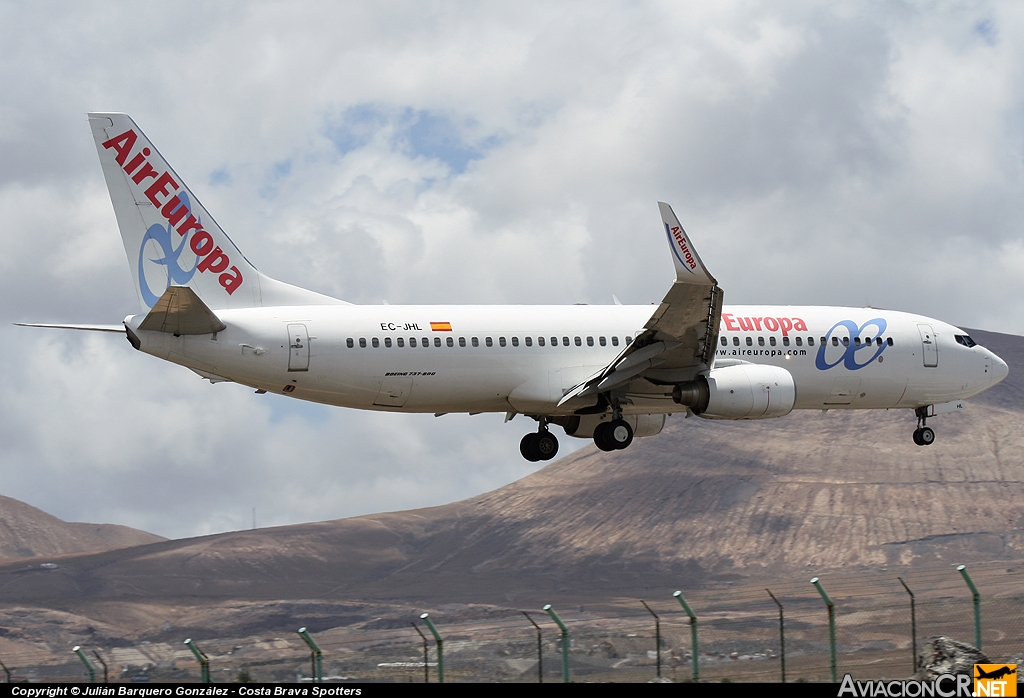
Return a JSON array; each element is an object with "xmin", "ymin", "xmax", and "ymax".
[{"xmin": 138, "ymin": 286, "xmax": 227, "ymax": 335}]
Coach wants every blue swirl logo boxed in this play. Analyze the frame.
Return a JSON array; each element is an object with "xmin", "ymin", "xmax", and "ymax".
[
  {"xmin": 815, "ymin": 318, "xmax": 888, "ymax": 371},
  {"xmin": 137, "ymin": 193, "xmax": 199, "ymax": 307}
]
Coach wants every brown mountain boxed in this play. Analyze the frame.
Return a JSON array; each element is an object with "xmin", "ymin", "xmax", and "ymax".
[
  {"xmin": 0, "ymin": 494, "xmax": 164, "ymax": 560},
  {"xmin": 0, "ymin": 329, "xmax": 1019, "ymax": 610}
]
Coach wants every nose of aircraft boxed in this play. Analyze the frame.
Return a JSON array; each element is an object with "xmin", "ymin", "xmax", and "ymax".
[{"xmin": 990, "ymin": 352, "xmax": 1009, "ymax": 387}]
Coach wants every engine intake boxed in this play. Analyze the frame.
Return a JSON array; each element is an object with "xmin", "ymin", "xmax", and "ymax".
[{"xmin": 673, "ymin": 364, "xmax": 795, "ymax": 419}]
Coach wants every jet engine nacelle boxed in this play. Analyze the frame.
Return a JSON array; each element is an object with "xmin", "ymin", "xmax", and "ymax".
[
  {"xmin": 673, "ymin": 364, "xmax": 795, "ymax": 420},
  {"xmin": 560, "ymin": 413, "xmax": 666, "ymax": 439}
]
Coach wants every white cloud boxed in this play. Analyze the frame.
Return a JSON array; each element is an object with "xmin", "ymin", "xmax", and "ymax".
[{"xmin": 1, "ymin": 1, "xmax": 1022, "ymax": 537}]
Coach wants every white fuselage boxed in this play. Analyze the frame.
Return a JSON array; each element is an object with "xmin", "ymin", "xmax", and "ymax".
[{"xmin": 126, "ymin": 303, "xmax": 1006, "ymax": 416}]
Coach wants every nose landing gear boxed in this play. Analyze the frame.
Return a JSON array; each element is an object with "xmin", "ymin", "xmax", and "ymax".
[
  {"xmin": 913, "ymin": 408, "xmax": 935, "ymax": 446},
  {"xmin": 520, "ymin": 421, "xmax": 559, "ymax": 462}
]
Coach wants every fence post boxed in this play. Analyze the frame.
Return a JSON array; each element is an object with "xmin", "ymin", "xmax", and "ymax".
[
  {"xmin": 543, "ymin": 605, "xmax": 570, "ymax": 683},
  {"xmin": 957, "ymin": 565, "xmax": 982, "ymax": 650},
  {"xmin": 411, "ymin": 622, "xmax": 429, "ymax": 683},
  {"xmin": 766, "ymin": 589, "xmax": 785, "ymax": 683},
  {"xmin": 811, "ymin": 577, "xmax": 837, "ymax": 683},
  {"xmin": 297, "ymin": 627, "xmax": 323, "ymax": 683},
  {"xmin": 420, "ymin": 614, "xmax": 444, "ymax": 684},
  {"xmin": 91, "ymin": 650, "xmax": 108, "ymax": 683},
  {"xmin": 673, "ymin": 591, "xmax": 699, "ymax": 683},
  {"xmin": 0, "ymin": 657, "xmax": 11, "ymax": 683},
  {"xmin": 72, "ymin": 646, "xmax": 96, "ymax": 683},
  {"xmin": 184, "ymin": 639, "xmax": 210, "ymax": 683},
  {"xmin": 897, "ymin": 577, "xmax": 917, "ymax": 672},
  {"xmin": 641, "ymin": 600, "xmax": 661, "ymax": 679},
  {"xmin": 522, "ymin": 612, "xmax": 543, "ymax": 683}
]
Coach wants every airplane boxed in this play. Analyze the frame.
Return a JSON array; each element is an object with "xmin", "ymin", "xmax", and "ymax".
[{"xmin": 17, "ymin": 113, "xmax": 1010, "ymax": 462}]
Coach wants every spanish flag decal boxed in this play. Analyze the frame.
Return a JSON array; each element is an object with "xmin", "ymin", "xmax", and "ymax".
[{"xmin": 430, "ymin": 322, "xmax": 453, "ymax": 331}]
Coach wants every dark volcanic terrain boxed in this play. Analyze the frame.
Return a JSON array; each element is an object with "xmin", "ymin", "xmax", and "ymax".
[{"xmin": 0, "ymin": 330, "xmax": 1020, "ymax": 609}]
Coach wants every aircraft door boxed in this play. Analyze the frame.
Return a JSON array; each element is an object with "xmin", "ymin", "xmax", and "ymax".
[
  {"xmin": 287, "ymin": 323, "xmax": 310, "ymax": 372},
  {"xmin": 918, "ymin": 324, "xmax": 938, "ymax": 368}
]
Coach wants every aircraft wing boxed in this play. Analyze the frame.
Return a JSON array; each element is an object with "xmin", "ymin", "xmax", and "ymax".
[
  {"xmin": 14, "ymin": 323, "xmax": 125, "ymax": 333},
  {"xmin": 559, "ymin": 203, "xmax": 723, "ymax": 405}
]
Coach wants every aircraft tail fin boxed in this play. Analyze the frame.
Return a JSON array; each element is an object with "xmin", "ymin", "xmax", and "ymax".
[{"xmin": 88, "ymin": 113, "xmax": 345, "ymax": 312}]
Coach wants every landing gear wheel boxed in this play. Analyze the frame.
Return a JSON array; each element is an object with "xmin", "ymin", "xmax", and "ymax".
[
  {"xmin": 607, "ymin": 419, "xmax": 634, "ymax": 450},
  {"xmin": 912, "ymin": 428, "xmax": 923, "ymax": 446},
  {"xmin": 535, "ymin": 431, "xmax": 559, "ymax": 460},
  {"xmin": 520, "ymin": 433, "xmax": 541, "ymax": 461},
  {"xmin": 918, "ymin": 426, "xmax": 935, "ymax": 445},
  {"xmin": 594, "ymin": 423, "xmax": 616, "ymax": 452}
]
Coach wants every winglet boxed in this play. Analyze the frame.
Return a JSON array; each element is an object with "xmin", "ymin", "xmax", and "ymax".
[{"xmin": 658, "ymin": 202, "xmax": 716, "ymax": 285}]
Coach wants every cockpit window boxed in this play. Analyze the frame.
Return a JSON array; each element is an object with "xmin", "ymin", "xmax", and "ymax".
[{"xmin": 955, "ymin": 334, "xmax": 977, "ymax": 348}]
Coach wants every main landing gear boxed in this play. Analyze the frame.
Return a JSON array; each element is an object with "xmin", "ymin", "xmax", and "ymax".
[
  {"xmin": 913, "ymin": 407, "xmax": 935, "ymax": 446},
  {"xmin": 594, "ymin": 419, "xmax": 634, "ymax": 451},
  {"xmin": 521, "ymin": 422, "xmax": 559, "ymax": 462}
]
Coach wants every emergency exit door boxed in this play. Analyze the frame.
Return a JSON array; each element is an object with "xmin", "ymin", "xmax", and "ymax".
[
  {"xmin": 287, "ymin": 324, "xmax": 309, "ymax": 372},
  {"xmin": 918, "ymin": 324, "xmax": 938, "ymax": 368}
]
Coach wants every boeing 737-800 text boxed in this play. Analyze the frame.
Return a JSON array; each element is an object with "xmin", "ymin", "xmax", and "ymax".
[{"xmin": 17, "ymin": 113, "xmax": 1009, "ymax": 461}]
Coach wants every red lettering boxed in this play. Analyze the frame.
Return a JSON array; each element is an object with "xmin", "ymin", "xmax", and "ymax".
[
  {"xmin": 779, "ymin": 318, "xmax": 793, "ymax": 336},
  {"xmin": 764, "ymin": 317, "xmax": 779, "ymax": 332},
  {"xmin": 722, "ymin": 313, "xmax": 739, "ymax": 331},
  {"xmin": 190, "ymin": 231, "xmax": 214, "ymax": 256},
  {"xmin": 794, "ymin": 318, "xmax": 808, "ymax": 332},
  {"xmin": 123, "ymin": 147, "xmax": 151, "ymax": 175},
  {"xmin": 101, "ymin": 129, "xmax": 137, "ymax": 166},
  {"xmin": 197, "ymin": 246, "xmax": 230, "ymax": 274},
  {"xmin": 161, "ymin": 195, "xmax": 190, "ymax": 227},
  {"xmin": 219, "ymin": 266, "xmax": 243, "ymax": 294},
  {"xmin": 752, "ymin": 317, "xmax": 763, "ymax": 331},
  {"xmin": 177, "ymin": 215, "xmax": 203, "ymax": 237},
  {"xmin": 738, "ymin": 317, "xmax": 754, "ymax": 332},
  {"xmin": 145, "ymin": 172, "xmax": 179, "ymax": 208},
  {"xmin": 131, "ymin": 162, "xmax": 159, "ymax": 185}
]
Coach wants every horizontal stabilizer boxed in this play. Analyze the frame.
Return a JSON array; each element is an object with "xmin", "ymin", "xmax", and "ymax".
[
  {"xmin": 138, "ymin": 286, "xmax": 226, "ymax": 335},
  {"xmin": 14, "ymin": 323, "xmax": 125, "ymax": 333}
]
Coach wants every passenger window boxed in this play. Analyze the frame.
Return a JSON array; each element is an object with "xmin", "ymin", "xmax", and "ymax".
[
  {"xmin": 500, "ymin": 337, "xmax": 507, "ymax": 347},
  {"xmin": 397, "ymin": 337, "xmax": 404, "ymax": 347},
  {"xmin": 599, "ymin": 336, "xmax": 606, "ymax": 346},
  {"xmin": 384, "ymin": 337, "xmax": 392, "ymax": 348},
  {"xmin": 446, "ymin": 337, "xmax": 454, "ymax": 347},
  {"xmin": 346, "ymin": 338, "xmax": 354, "ymax": 348},
  {"xmin": 769, "ymin": 337, "xmax": 777, "ymax": 346},
  {"xmin": 359, "ymin": 338, "xmax": 366, "ymax": 348},
  {"xmin": 472, "ymin": 337, "xmax": 479, "ymax": 347},
  {"xmin": 782, "ymin": 337, "xmax": 789, "ymax": 346},
  {"xmin": 842, "ymin": 337, "xmax": 849, "ymax": 346},
  {"xmin": 820, "ymin": 337, "xmax": 826, "ymax": 346},
  {"xmin": 372, "ymin": 338, "xmax": 380, "ymax": 348},
  {"xmin": 574, "ymin": 336, "xmax": 582, "ymax": 346},
  {"xmin": 808, "ymin": 337, "xmax": 815, "ymax": 346},
  {"xmin": 538, "ymin": 337, "xmax": 545, "ymax": 346},
  {"xmin": 422, "ymin": 337, "xmax": 429, "ymax": 347},
  {"xmin": 625, "ymin": 336, "xmax": 633, "ymax": 345},
  {"xmin": 795, "ymin": 337, "xmax": 802, "ymax": 346},
  {"xmin": 746, "ymin": 337, "xmax": 752, "ymax": 346},
  {"xmin": 832, "ymin": 337, "xmax": 839, "ymax": 346},
  {"xmin": 887, "ymin": 337, "xmax": 894, "ymax": 346},
  {"xmin": 612, "ymin": 336, "xmax": 619, "ymax": 346},
  {"xmin": 525, "ymin": 337, "xmax": 532, "ymax": 347},
  {"xmin": 551, "ymin": 337, "xmax": 558, "ymax": 346},
  {"xmin": 733, "ymin": 336, "xmax": 740, "ymax": 346},
  {"xmin": 434, "ymin": 337, "xmax": 441, "ymax": 347},
  {"xmin": 410, "ymin": 337, "xmax": 417, "ymax": 347},
  {"xmin": 721, "ymin": 336, "xmax": 728, "ymax": 346},
  {"xmin": 562, "ymin": 337, "xmax": 570, "ymax": 346},
  {"xmin": 458, "ymin": 337, "xmax": 466, "ymax": 347},
  {"xmin": 511, "ymin": 337, "xmax": 519, "ymax": 347},
  {"xmin": 854, "ymin": 337, "xmax": 861, "ymax": 346},
  {"xmin": 758, "ymin": 337, "xmax": 765, "ymax": 346},
  {"xmin": 876, "ymin": 337, "xmax": 883, "ymax": 346},
  {"xmin": 486, "ymin": 337, "xmax": 493, "ymax": 347},
  {"xmin": 586, "ymin": 336, "xmax": 594, "ymax": 346}
]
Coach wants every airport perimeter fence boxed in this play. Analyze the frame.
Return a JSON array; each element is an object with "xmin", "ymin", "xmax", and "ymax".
[{"xmin": 1, "ymin": 561, "xmax": 1022, "ymax": 683}]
